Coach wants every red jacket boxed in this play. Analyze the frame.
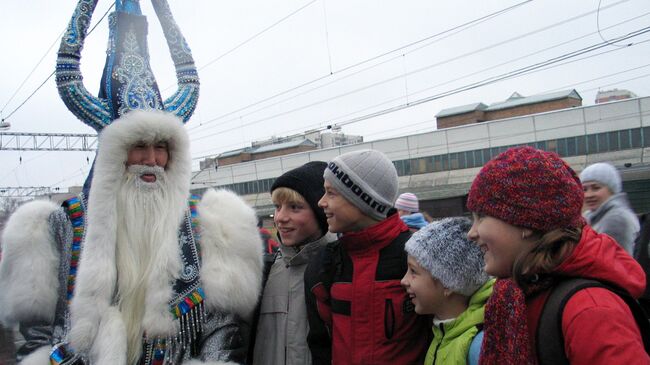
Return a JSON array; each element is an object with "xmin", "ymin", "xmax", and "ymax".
[
  {"xmin": 527, "ymin": 225, "xmax": 649, "ymax": 365},
  {"xmin": 305, "ymin": 213, "xmax": 429, "ymax": 365}
]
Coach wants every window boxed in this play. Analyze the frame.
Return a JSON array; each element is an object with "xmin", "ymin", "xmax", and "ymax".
[
  {"xmin": 597, "ymin": 132, "xmax": 608, "ymax": 152},
  {"xmin": 639, "ymin": 127, "xmax": 650, "ymax": 147},
  {"xmin": 449, "ymin": 153, "xmax": 459, "ymax": 169},
  {"xmin": 546, "ymin": 140, "xmax": 558, "ymax": 153},
  {"xmin": 587, "ymin": 135, "xmax": 597, "ymax": 154},
  {"xmin": 556, "ymin": 139, "xmax": 567, "ymax": 156},
  {"xmin": 458, "ymin": 152, "xmax": 467, "ymax": 169},
  {"xmin": 393, "ymin": 160, "xmax": 403, "ymax": 176},
  {"xmin": 473, "ymin": 150, "xmax": 484, "ymax": 167},
  {"xmin": 608, "ymin": 131, "xmax": 619, "ymax": 152},
  {"xmin": 441, "ymin": 154, "xmax": 449, "ymax": 170},
  {"xmin": 576, "ymin": 135, "xmax": 587, "ymax": 155},
  {"xmin": 466, "ymin": 150, "xmax": 475, "ymax": 168},
  {"xmin": 483, "ymin": 148, "xmax": 493, "ymax": 161},
  {"xmin": 567, "ymin": 137, "xmax": 577, "ymax": 156},
  {"xmin": 433, "ymin": 155, "xmax": 443, "ymax": 172},
  {"xmin": 620, "ymin": 130, "xmax": 631, "ymax": 150}
]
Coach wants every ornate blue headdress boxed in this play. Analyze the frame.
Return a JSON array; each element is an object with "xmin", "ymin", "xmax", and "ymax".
[{"xmin": 55, "ymin": 0, "xmax": 200, "ymax": 194}]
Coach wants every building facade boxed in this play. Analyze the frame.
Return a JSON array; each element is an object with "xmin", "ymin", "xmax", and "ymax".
[{"xmin": 192, "ymin": 96, "xmax": 650, "ymax": 219}]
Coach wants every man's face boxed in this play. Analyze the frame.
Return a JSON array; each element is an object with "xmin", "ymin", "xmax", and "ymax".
[{"xmin": 126, "ymin": 142, "xmax": 169, "ymax": 183}]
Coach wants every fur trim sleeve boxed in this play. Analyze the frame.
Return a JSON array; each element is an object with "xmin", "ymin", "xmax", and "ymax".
[
  {"xmin": 17, "ymin": 345, "xmax": 52, "ymax": 365},
  {"xmin": 0, "ymin": 200, "xmax": 61, "ymax": 325},
  {"xmin": 198, "ymin": 189, "xmax": 263, "ymax": 319}
]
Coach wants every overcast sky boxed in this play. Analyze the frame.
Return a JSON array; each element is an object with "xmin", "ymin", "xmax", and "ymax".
[{"xmin": 1, "ymin": 0, "xmax": 649, "ymax": 192}]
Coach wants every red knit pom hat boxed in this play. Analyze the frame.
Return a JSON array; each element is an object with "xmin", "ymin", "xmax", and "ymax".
[{"xmin": 467, "ymin": 146, "xmax": 584, "ymax": 231}]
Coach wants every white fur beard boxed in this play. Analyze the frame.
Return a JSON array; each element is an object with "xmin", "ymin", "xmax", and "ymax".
[{"xmin": 115, "ymin": 165, "xmax": 184, "ymax": 364}]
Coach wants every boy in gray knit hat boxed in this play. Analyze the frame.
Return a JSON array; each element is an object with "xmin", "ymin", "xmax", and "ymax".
[
  {"xmin": 304, "ymin": 149, "xmax": 429, "ymax": 365},
  {"xmin": 401, "ymin": 217, "xmax": 493, "ymax": 365}
]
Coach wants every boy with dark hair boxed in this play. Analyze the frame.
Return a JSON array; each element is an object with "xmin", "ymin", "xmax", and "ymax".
[{"xmin": 305, "ymin": 149, "xmax": 429, "ymax": 365}]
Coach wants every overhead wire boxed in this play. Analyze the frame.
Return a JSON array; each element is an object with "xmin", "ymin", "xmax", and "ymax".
[
  {"xmin": 1, "ymin": 2, "xmax": 115, "ymax": 124},
  {"xmin": 187, "ymin": 0, "xmax": 533, "ymax": 133},
  {"xmin": 597, "ymin": 0, "xmax": 630, "ymax": 48},
  {"xmin": 330, "ymin": 26, "xmax": 650, "ymax": 130},
  {"xmin": 191, "ymin": 25, "xmax": 650, "ymax": 158},
  {"xmin": 191, "ymin": 23, "xmax": 650, "ymax": 143},
  {"xmin": 190, "ymin": 49, "xmax": 650, "ymax": 161},
  {"xmin": 190, "ymin": 0, "xmax": 640, "ymax": 141},
  {"xmin": 325, "ymin": 35, "xmax": 649, "ymax": 130},
  {"xmin": 197, "ymin": 0, "xmax": 318, "ymax": 72},
  {"xmin": 0, "ymin": 29, "xmax": 65, "ymax": 117}
]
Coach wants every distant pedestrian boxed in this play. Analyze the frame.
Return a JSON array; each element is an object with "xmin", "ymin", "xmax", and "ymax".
[
  {"xmin": 251, "ymin": 161, "xmax": 337, "ymax": 365},
  {"xmin": 401, "ymin": 217, "xmax": 493, "ymax": 365},
  {"xmin": 467, "ymin": 146, "xmax": 648, "ymax": 365},
  {"xmin": 258, "ymin": 218, "xmax": 280, "ymax": 255},
  {"xmin": 580, "ymin": 162, "xmax": 639, "ymax": 254},
  {"xmin": 305, "ymin": 149, "xmax": 429, "ymax": 365},
  {"xmin": 395, "ymin": 192, "xmax": 428, "ymax": 231}
]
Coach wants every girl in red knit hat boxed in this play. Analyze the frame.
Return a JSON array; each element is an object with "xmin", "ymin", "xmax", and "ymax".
[{"xmin": 466, "ymin": 146, "xmax": 648, "ymax": 365}]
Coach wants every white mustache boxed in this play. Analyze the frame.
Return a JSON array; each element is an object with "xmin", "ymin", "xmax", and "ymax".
[{"xmin": 127, "ymin": 164, "xmax": 166, "ymax": 189}]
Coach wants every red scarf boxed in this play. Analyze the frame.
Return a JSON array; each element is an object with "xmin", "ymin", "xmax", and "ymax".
[{"xmin": 479, "ymin": 279, "xmax": 538, "ymax": 365}]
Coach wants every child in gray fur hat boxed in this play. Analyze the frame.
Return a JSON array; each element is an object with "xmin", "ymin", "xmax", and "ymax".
[{"xmin": 401, "ymin": 217, "xmax": 494, "ymax": 365}]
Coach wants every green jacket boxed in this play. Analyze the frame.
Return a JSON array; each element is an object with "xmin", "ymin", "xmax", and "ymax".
[{"xmin": 424, "ymin": 279, "xmax": 495, "ymax": 365}]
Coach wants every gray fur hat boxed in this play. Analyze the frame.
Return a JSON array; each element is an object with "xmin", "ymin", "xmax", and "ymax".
[
  {"xmin": 405, "ymin": 217, "xmax": 489, "ymax": 296},
  {"xmin": 323, "ymin": 149, "xmax": 398, "ymax": 220},
  {"xmin": 579, "ymin": 162, "xmax": 622, "ymax": 194}
]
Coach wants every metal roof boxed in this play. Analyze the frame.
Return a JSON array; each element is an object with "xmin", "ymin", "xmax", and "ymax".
[
  {"xmin": 252, "ymin": 139, "xmax": 316, "ymax": 154},
  {"xmin": 217, "ymin": 138, "xmax": 316, "ymax": 158},
  {"xmin": 436, "ymin": 102, "xmax": 487, "ymax": 118},
  {"xmin": 485, "ymin": 89, "xmax": 582, "ymax": 111}
]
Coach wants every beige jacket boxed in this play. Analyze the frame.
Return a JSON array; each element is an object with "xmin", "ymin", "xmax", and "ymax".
[{"xmin": 252, "ymin": 232, "xmax": 337, "ymax": 365}]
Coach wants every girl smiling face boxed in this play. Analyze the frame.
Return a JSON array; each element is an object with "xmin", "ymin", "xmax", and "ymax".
[{"xmin": 467, "ymin": 213, "xmax": 534, "ymax": 278}]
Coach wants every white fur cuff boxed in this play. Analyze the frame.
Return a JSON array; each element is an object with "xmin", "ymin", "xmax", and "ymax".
[
  {"xmin": 18, "ymin": 345, "xmax": 51, "ymax": 365},
  {"xmin": 183, "ymin": 360, "xmax": 239, "ymax": 365}
]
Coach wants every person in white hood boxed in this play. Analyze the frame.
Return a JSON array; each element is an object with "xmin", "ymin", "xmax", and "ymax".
[{"xmin": 0, "ymin": 110, "xmax": 263, "ymax": 365}]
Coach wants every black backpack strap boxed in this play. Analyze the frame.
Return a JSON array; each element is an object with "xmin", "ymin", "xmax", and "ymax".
[
  {"xmin": 392, "ymin": 229, "xmax": 412, "ymax": 274},
  {"xmin": 537, "ymin": 277, "xmax": 650, "ymax": 365}
]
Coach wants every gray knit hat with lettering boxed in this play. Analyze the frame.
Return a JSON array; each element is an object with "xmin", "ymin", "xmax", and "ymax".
[
  {"xmin": 405, "ymin": 217, "xmax": 489, "ymax": 296},
  {"xmin": 323, "ymin": 149, "xmax": 398, "ymax": 220}
]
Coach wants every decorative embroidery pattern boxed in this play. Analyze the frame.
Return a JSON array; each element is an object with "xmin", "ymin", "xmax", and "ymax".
[{"xmin": 114, "ymin": 26, "xmax": 163, "ymax": 116}]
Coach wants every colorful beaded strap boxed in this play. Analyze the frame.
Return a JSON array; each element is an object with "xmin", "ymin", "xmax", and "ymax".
[{"xmin": 63, "ymin": 196, "xmax": 85, "ymax": 303}]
